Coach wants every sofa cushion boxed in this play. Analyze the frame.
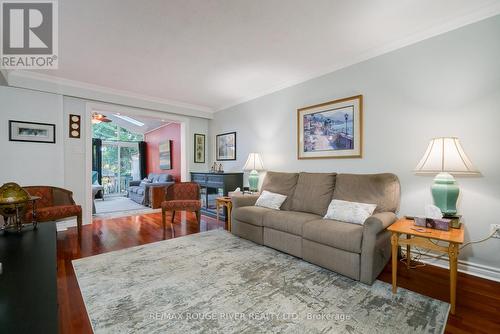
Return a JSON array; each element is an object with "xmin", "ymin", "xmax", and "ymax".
[
  {"xmin": 255, "ymin": 190, "xmax": 287, "ymax": 210},
  {"xmin": 137, "ymin": 188, "xmax": 145, "ymax": 195},
  {"xmin": 291, "ymin": 172, "xmax": 336, "ymax": 216},
  {"xmin": 324, "ymin": 199, "xmax": 377, "ymax": 225},
  {"xmin": 263, "ymin": 210, "xmax": 321, "ymax": 236},
  {"xmin": 232, "ymin": 206, "xmax": 273, "ymax": 227},
  {"xmin": 333, "ymin": 173, "xmax": 400, "ymax": 213},
  {"xmin": 147, "ymin": 173, "xmax": 155, "ymax": 182},
  {"xmin": 260, "ymin": 172, "xmax": 299, "ymax": 211},
  {"xmin": 303, "ymin": 219, "xmax": 363, "ymax": 253},
  {"xmin": 25, "ymin": 205, "xmax": 82, "ymax": 222}
]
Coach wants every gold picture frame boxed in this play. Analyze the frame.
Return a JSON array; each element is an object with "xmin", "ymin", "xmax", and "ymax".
[{"xmin": 297, "ymin": 95, "xmax": 362, "ymax": 159}]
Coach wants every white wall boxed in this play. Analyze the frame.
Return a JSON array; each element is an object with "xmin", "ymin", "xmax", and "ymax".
[
  {"xmin": 210, "ymin": 16, "xmax": 500, "ymax": 277},
  {"xmin": 0, "ymin": 86, "xmax": 64, "ymax": 186}
]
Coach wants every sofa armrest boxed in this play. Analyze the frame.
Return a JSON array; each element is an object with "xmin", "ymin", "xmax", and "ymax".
[
  {"xmin": 129, "ymin": 180, "xmax": 141, "ymax": 187},
  {"xmin": 231, "ymin": 195, "xmax": 259, "ymax": 209},
  {"xmin": 363, "ymin": 212, "xmax": 397, "ymax": 235},
  {"xmin": 360, "ymin": 212, "xmax": 397, "ymax": 284}
]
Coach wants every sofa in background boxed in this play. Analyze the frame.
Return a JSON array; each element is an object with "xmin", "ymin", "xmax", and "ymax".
[
  {"xmin": 128, "ymin": 173, "xmax": 174, "ymax": 206},
  {"xmin": 231, "ymin": 171, "xmax": 400, "ymax": 285}
]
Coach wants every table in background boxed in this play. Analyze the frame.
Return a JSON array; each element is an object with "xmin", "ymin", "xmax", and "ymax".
[
  {"xmin": 388, "ymin": 218, "xmax": 464, "ymax": 314},
  {"xmin": 0, "ymin": 222, "xmax": 58, "ymax": 333},
  {"xmin": 216, "ymin": 197, "xmax": 233, "ymax": 231}
]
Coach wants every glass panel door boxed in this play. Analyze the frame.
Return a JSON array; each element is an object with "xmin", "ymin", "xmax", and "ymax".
[
  {"xmin": 101, "ymin": 141, "xmax": 139, "ymax": 196},
  {"xmin": 101, "ymin": 143, "xmax": 119, "ymax": 196},
  {"xmin": 119, "ymin": 145, "xmax": 139, "ymax": 195}
]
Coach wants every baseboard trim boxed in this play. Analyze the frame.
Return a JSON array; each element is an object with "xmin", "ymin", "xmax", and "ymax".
[{"xmin": 421, "ymin": 254, "xmax": 500, "ymax": 283}]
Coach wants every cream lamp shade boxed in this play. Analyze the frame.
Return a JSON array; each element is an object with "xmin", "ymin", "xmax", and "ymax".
[
  {"xmin": 415, "ymin": 137, "xmax": 478, "ymax": 218},
  {"xmin": 243, "ymin": 153, "xmax": 264, "ymax": 171},
  {"xmin": 414, "ymin": 137, "xmax": 478, "ymax": 175}
]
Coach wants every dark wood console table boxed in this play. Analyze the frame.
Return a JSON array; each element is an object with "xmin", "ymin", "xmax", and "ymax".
[
  {"xmin": 190, "ymin": 172, "xmax": 243, "ymax": 220},
  {"xmin": 0, "ymin": 222, "xmax": 58, "ymax": 333}
]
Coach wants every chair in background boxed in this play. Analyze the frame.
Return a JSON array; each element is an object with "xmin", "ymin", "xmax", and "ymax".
[
  {"xmin": 161, "ymin": 182, "xmax": 201, "ymax": 236},
  {"xmin": 23, "ymin": 186, "xmax": 82, "ymax": 238},
  {"xmin": 92, "ymin": 171, "xmax": 104, "ymax": 198}
]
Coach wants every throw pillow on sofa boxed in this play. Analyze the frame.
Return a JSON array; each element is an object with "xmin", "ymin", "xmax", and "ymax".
[
  {"xmin": 324, "ymin": 199, "xmax": 377, "ymax": 225},
  {"xmin": 255, "ymin": 190, "xmax": 287, "ymax": 210}
]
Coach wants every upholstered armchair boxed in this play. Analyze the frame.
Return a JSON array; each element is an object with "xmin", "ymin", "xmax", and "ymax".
[
  {"xmin": 23, "ymin": 186, "xmax": 82, "ymax": 237},
  {"xmin": 161, "ymin": 182, "xmax": 201, "ymax": 235}
]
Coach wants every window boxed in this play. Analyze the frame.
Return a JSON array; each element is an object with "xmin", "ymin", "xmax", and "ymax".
[{"xmin": 92, "ymin": 122, "xmax": 144, "ymax": 141}]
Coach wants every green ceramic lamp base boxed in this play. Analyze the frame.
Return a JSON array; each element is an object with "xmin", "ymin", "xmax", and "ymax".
[
  {"xmin": 431, "ymin": 172, "xmax": 459, "ymax": 217},
  {"xmin": 248, "ymin": 170, "xmax": 260, "ymax": 192}
]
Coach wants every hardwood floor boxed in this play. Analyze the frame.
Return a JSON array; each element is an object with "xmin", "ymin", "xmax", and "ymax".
[{"xmin": 57, "ymin": 212, "xmax": 500, "ymax": 334}]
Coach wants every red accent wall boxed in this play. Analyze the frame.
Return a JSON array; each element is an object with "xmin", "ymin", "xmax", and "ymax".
[{"xmin": 144, "ymin": 123, "xmax": 181, "ymax": 182}]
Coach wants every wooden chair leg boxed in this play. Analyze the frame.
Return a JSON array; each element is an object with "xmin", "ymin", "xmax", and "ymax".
[
  {"xmin": 161, "ymin": 208, "xmax": 166, "ymax": 231},
  {"xmin": 77, "ymin": 213, "xmax": 82, "ymax": 239},
  {"xmin": 196, "ymin": 210, "xmax": 201, "ymax": 224},
  {"xmin": 170, "ymin": 211, "xmax": 175, "ymax": 238}
]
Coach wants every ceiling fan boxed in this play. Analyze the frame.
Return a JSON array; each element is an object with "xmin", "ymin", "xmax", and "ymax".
[{"xmin": 91, "ymin": 112, "xmax": 112, "ymax": 124}]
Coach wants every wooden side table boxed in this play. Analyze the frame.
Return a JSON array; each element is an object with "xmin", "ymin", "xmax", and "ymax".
[
  {"xmin": 388, "ymin": 218, "xmax": 464, "ymax": 314},
  {"xmin": 215, "ymin": 197, "xmax": 232, "ymax": 231}
]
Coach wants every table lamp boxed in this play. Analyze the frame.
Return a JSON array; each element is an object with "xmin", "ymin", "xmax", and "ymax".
[
  {"xmin": 414, "ymin": 137, "xmax": 479, "ymax": 217},
  {"xmin": 243, "ymin": 153, "xmax": 264, "ymax": 192}
]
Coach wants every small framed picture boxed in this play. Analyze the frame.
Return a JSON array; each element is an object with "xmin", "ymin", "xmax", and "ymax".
[
  {"xmin": 216, "ymin": 132, "xmax": 236, "ymax": 161},
  {"xmin": 297, "ymin": 95, "xmax": 362, "ymax": 159},
  {"xmin": 194, "ymin": 133, "xmax": 205, "ymax": 163},
  {"xmin": 9, "ymin": 120, "xmax": 56, "ymax": 144},
  {"xmin": 159, "ymin": 140, "xmax": 172, "ymax": 170}
]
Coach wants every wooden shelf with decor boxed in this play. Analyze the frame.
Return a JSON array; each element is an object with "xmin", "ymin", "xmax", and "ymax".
[{"xmin": 190, "ymin": 172, "xmax": 243, "ymax": 220}]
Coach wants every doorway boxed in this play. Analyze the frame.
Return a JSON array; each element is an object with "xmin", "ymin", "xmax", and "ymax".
[{"xmin": 86, "ymin": 104, "xmax": 189, "ymax": 220}]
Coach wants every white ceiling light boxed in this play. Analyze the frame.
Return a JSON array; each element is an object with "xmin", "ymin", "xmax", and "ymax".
[{"xmin": 114, "ymin": 114, "xmax": 145, "ymax": 127}]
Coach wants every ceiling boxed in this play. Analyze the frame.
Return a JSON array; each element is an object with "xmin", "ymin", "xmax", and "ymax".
[
  {"xmin": 30, "ymin": 0, "xmax": 500, "ymax": 112},
  {"xmin": 103, "ymin": 112, "xmax": 172, "ymax": 134}
]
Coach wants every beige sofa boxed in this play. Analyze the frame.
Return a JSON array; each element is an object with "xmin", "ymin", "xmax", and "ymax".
[{"xmin": 231, "ymin": 172, "xmax": 400, "ymax": 285}]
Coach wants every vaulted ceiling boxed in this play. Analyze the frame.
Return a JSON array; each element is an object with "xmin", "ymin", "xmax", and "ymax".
[{"xmin": 24, "ymin": 0, "xmax": 500, "ymax": 112}]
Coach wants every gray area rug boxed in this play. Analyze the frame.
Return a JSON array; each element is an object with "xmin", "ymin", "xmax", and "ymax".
[
  {"xmin": 94, "ymin": 196, "xmax": 147, "ymax": 214},
  {"xmin": 73, "ymin": 230, "xmax": 449, "ymax": 334}
]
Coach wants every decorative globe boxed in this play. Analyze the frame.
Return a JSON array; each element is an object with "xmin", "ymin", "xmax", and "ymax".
[{"xmin": 0, "ymin": 182, "xmax": 31, "ymax": 218}]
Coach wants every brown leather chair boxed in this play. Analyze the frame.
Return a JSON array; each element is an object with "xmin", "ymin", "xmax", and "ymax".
[
  {"xmin": 23, "ymin": 186, "xmax": 82, "ymax": 237},
  {"xmin": 161, "ymin": 182, "xmax": 201, "ymax": 235}
]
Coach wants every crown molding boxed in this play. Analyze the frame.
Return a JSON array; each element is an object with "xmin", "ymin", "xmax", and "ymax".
[
  {"xmin": 4, "ymin": 70, "xmax": 214, "ymax": 119},
  {"xmin": 215, "ymin": 5, "xmax": 500, "ymax": 112}
]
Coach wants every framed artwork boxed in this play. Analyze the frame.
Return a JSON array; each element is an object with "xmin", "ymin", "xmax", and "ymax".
[
  {"xmin": 159, "ymin": 140, "xmax": 172, "ymax": 170},
  {"xmin": 9, "ymin": 120, "xmax": 56, "ymax": 144},
  {"xmin": 216, "ymin": 131, "xmax": 236, "ymax": 161},
  {"xmin": 69, "ymin": 114, "xmax": 81, "ymax": 138},
  {"xmin": 194, "ymin": 133, "xmax": 205, "ymax": 163},
  {"xmin": 297, "ymin": 95, "xmax": 362, "ymax": 159}
]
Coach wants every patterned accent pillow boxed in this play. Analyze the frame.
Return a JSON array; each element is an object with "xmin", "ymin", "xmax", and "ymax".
[
  {"xmin": 255, "ymin": 190, "xmax": 287, "ymax": 210},
  {"xmin": 323, "ymin": 199, "xmax": 377, "ymax": 225}
]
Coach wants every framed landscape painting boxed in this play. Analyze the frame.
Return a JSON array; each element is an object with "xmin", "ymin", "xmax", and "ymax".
[
  {"xmin": 159, "ymin": 140, "xmax": 172, "ymax": 169},
  {"xmin": 9, "ymin": 120, "xmax": 56, "ymax": 143},
  {"xmin": 297, "ymin": 95, "xmax": 362, "ymax": 159},
  {"xmin": 216, "ymin": 132, "xmax": 236, "ymax": 161},
  {"xmin": 194, "ymin": 133, "xmax": 205, "ymax": 163}
]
